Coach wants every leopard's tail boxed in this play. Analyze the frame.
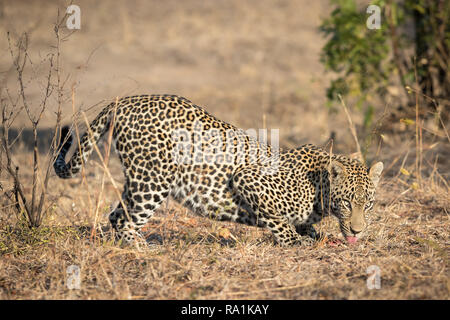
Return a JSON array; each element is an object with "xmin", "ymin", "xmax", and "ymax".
[{"xmin": 54, "ymin": 104, "xmax": 114, "ymax": 179}]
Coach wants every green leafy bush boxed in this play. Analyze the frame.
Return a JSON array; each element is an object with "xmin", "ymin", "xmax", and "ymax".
[{"xmin": 320, "ymin": 0, "xmax": 450, "ymax": 128}]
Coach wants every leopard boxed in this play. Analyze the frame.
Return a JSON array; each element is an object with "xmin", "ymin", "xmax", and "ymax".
[{"xmin": 54, "ymin": 94, "xmax": 383, "ymax": 247}]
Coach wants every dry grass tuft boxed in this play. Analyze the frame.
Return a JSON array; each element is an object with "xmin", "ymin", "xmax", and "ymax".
[{"xmin": 0, "ymin": 151, "xmax": 448, "ymax": 299}]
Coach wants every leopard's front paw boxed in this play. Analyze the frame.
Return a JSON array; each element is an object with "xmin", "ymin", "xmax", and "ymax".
[
  {"xmin": 276, "ymin": 234, "xmax": 316, "ymax": 247},
  {"xmin": 296, "ymin": 225, "xmax": 322, "ymax": 241},
  {"xmin": 298, "ymin": 235, "xmax": 316, "ymax": 246}
]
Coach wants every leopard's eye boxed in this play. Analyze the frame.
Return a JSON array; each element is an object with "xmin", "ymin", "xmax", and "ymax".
[
  {"xmin": 364, "ymin": 201, "xmax": 374, "ymax": 211},
  {"xmin": 341, "ymin": 200, "xmax": 352, "ymax": 210}
]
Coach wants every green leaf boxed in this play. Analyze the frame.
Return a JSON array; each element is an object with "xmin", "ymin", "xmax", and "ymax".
[{"xmin": 363, "ymin": 105, "xmax": 375, "ymax": 128}]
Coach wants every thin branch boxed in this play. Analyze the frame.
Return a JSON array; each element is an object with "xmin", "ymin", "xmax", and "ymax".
[{"xmin": 337, "ymin": 94, "xmax": 364, "ymax": 164}]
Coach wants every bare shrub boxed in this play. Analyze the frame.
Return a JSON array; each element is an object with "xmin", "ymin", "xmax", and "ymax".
[{"xmin": 0, "ymin": 14, "xmax": 69, "ymax": 228}]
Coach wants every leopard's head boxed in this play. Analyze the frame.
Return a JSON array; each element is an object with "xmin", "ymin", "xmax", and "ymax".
[{"xmin": 328, "ymin": 159, "xmax": 383, "ymax": 243}]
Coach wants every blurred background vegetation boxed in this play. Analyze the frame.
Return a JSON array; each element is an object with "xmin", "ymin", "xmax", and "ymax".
[{"xmin": 320, "ymin": 0, "xmax": 449, "ymax": 139}]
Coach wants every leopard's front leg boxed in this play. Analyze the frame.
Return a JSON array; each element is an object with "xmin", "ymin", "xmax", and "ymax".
[
  {"xmin": 232, "ymin": 164, "xmax": 316, "ymax": 247},
  {"xmin": 295, "ymin": 224, "xmax": 321, "ymax": 241},
  {"xmin": 261, "ymin": 215, "xmax": 315, "ymax": 247}
]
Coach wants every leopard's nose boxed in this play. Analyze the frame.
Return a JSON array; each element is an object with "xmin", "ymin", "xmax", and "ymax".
[{"xmin": 350, "ymin": 226, "xmax": 363, "ymax": 234}]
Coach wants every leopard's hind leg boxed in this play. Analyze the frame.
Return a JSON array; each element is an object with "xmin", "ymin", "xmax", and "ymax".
[{"xmin": 108, "ymin": 169, "xmax": 172, "ymax": 245}]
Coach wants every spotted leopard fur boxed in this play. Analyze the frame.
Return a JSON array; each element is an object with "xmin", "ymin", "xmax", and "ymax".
[{"xmin": 54, "ymin": 94, "xmax": 383, "ymax": 246}]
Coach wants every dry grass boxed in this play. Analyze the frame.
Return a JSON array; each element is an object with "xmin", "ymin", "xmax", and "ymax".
[
  {"xmin": 0, "ymin": 0, "xmax": 449, "ymax": 300},
  {"xmin": 0, "ymin": 143, "xmax": 448, "ymax": 299}
]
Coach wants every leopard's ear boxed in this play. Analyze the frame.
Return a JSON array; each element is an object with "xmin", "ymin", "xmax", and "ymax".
[
  {"xmin": 328, "ymin": 160, "xmax": 346, "ymax": 183},
  {"xmin": 369, "ymin": 162, "xmax": 384, "ymax": 188}
]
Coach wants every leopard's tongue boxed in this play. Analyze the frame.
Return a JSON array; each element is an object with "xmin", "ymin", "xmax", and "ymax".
[{"xmin": 346, "ymin": 236, "xmax": 358, "ymax": 244}]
